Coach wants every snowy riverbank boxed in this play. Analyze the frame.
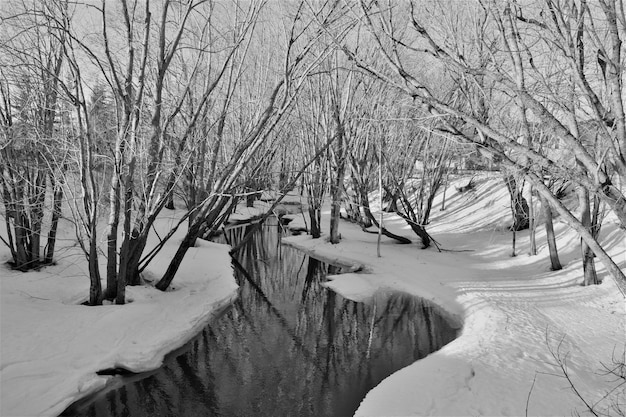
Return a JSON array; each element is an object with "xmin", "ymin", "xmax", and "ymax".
[
  {"xmin": 0, "ymin": 213, "xmax": 238, "ymax": 417},
  {"xmin": 284, "ymin": 174, "xmax": 626, "ymax": 416},
  {"xmin": 1, "ymin": 175, "xmax": 624, "ymax": 416}
]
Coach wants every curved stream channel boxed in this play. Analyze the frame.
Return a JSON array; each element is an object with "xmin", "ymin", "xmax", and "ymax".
[{"xmin": 63, "ymin": 219, "xmax": 458, "ymax": 417}]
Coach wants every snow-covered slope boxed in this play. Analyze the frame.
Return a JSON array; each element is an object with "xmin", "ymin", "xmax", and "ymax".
[
  {"xmin": 0, "ymin": 212, "xmax": 238, "ymax": 417},
  {"xmin": 284, "ymin": 173, "xmax": 626, "ymax": 416}
]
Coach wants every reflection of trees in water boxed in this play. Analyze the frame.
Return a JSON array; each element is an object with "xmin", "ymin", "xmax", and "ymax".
[
  {"xmin": 221, "ymin": 222, "xmax": 456, "ymax": 416},
  {"xmin": 66, "ymin": 220, "xmax": 457, "ymax": 417},
  {"xmin": 70, "ymin": 343, "xmax": 222, "ymax": 417}
]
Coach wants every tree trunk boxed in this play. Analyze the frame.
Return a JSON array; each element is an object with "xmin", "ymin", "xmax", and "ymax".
[
  {"xmin": 525, "ymin": 172, "xmax": 625, "ymax": 295},
  {"xmin": 329, "ymin": 158, "xmax": 344, "ymax": 244},
  {"xmin": 2, "ymin": 182, "xmax": 18, "ymax": 263},
  {"xmin": 440, "ymin": 171, "xmax": 449, "ymax": 211},
  {"xmin": 581, "ymin": 243, "xmax": 598, "ymax": 285},
  {"xmin": 165, "ymin": 172, "xmax": 176, "ymax": 210},
  {"xmin": 329, "ymin": 106, "xmax": 345, "ymax": 244},
  {"xmin": 383, "ymin": 186, "xmax": 400, "ymax": 213},
  {"xmin": 362, "ymin": 198, "xmax": 411, "ymax": 244},
  {"xmin": 307, "ymin": 165, "xmax": 324, "ymax": 239},
  {"xmin": 104, "ymin": 132, "xmax": 124, "ymax": 300},
  {"xmin": 14, "ymin": 212, "xmax": 30, "ymax": 270},
  {"xmin": 396, "ymin": 211, "xmax": 431, "ymax": 248},
  {"xmin": 511, "ymin": 228, "xmax": 516, "ymax": 257},
  {"xmin": 358, "ymin": 187, "xmax": 373, "ymax": 228},
  {"xmin": 155, "ymin": 220, "xmax": 202, "ymax": 291},
  {"xmin": 246, "ymin": 189, "xmax": 256, "ymax": 208},
  {"xmin": 187, "ymin": 166, "xmax": 198, "ymax": 223},
  {"xmin": 528, "ymin": 185, "xmax": 537, "ymax": 255},
  {"xmin": 309, "ymin": 206, "xmax": 321, "ymax": 238},
  {"xmin": 156, "ymin": 195, "xmax": 232, "ymax": 291},
  {"xmin": 28, "ymin": 169, "xmax": 46, "ymax": 268},
  {"xmin": 539, "ymin": 193, "xmax": 562, "ymax": 271},
  {"xmin": 115, "ymin": 156, "xmax": 136, "ymax": 305},
  {"xmin": 578, "ymin": 188, "xmax": 599, "ymax": 286},
  {"xmin": 88, "ymin": 235, "xmax": 102, "ymax": 306},
  {"xmin": 421, "ymin": 191, "xmax": 438, "ymax": 226},
  {"xmin": 125, "ymin": 230, "xmax": 145, "ymax": 286},
  {"xmin": 504, "ymin": 175, "xmax": 530, "ymax": 231},
  {"xmin": 44, "ymin": 176, "xmax": 63, "ymax": 264}
]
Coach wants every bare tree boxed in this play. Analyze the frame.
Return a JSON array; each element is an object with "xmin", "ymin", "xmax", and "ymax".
[
  {"xmin": 327, "ymin": 53, "xmax": 356, "ymax": 244},
  {"xmin": 155, "ymin": 0, "xmax": 341, "ymax": 290},
  {"xmin": 294, "ymin": 76, "xmax": 333, "ymax": 238},
  {"xmin": 48, "ymin": 0, "xmax": 267, "ymax": 303},
  {"xmin": 118, "ymin": 0, "xmax": 265, "ymax": 301},
  {"xmin": 382, "ymin": 116, "xmax": 446, "ymax": 248},
  {"xmin": 336, "ymin": 0, "xmax": 626, "ymax": 292},
  {"xmin": 0, "ymin": 1, "xmax": 67, "ymax": 272}
]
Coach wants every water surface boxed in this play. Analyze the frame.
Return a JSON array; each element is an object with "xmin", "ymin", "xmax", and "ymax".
[{"xmin": 63, "ymin": 220, "xmax": 457, "ymax": 417}]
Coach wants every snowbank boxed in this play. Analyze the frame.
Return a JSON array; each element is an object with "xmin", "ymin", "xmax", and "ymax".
[
  {"xmin": 0, "ymin": 212, "xmax": 238, "ymax": 417},
  {"xmin": 1, "ymin": 177, "xmax": 624, "ymax": 416},
  {"xmin": 285, "ymin": 174, "xmax": 626, "ymax": 416}
]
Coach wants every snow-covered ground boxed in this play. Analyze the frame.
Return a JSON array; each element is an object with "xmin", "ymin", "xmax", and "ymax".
[
  {"xmin": 0, "ymin": 213, "xmax": 238, "ymax": 417},
  {"xmin": 284, "ymin": 174, "xmax": 626, "ymax": 416},
  {"xmin": 1, "ymin": 175, "xmax": 625, "ymax": 416}
]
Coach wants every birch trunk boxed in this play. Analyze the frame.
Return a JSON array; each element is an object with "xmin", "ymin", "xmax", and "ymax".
[{"xmin": 538, "ymin": 193, "xmax": 562, "ymax": 271}]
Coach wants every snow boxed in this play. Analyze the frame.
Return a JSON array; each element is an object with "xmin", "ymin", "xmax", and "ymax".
[
  {"xmin": 0, "ymin": 212, "xmax": 238, "ymax": 417},
  {"xmin": 1, "ymin": 174, "xmax": 625, "ymax": 416},
  {"xmin": 283, "ymin": 173, "xmax": 626, "ymax": 416}
]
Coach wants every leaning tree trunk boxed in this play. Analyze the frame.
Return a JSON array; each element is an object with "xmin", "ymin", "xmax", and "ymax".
[
  {"xmin": 165, "ymin": 172, "xmax": 176, "ymax": 210},
  {"xmin": 396, "ymin": 211, "xmax": 431, "ymax": 248},
  {"xmin": 155, "ymin": 216, "xmax": 203, "ymax": 292},
  {"xmin": 526, "ymin": 172, "xmax": 625, "ymax": 296},
  {"xmin": 156, "ymin": 195, "xmax": 231, "ymax": 291},
  {"xmin": 361, "ymin": 197, "xmax": 411, "ymax": 244},
  {"xmin": 475, "ymin": 145, "xmax": 625, "ymax": 293},
  {"xmin": 394, "ymin": 188, "xmax": 432, "ymax": 248},
  {"xmin": 382, "ymin": 185, "xmax": 400, "ymax": 213}
]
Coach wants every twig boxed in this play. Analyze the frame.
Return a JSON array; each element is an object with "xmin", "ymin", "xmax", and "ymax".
[
  {"xmin": 545, "ymin": 330, "xmax": 600, "ymax": 416},
  {"xmin": 526, "ymin": 373, "xmax": 537, "ymax": 416}
]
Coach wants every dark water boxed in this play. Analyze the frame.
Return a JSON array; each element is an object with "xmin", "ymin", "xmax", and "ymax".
[{"xmin": 63, "ymin": 220, "xmax": 458, "ymax": 417}]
